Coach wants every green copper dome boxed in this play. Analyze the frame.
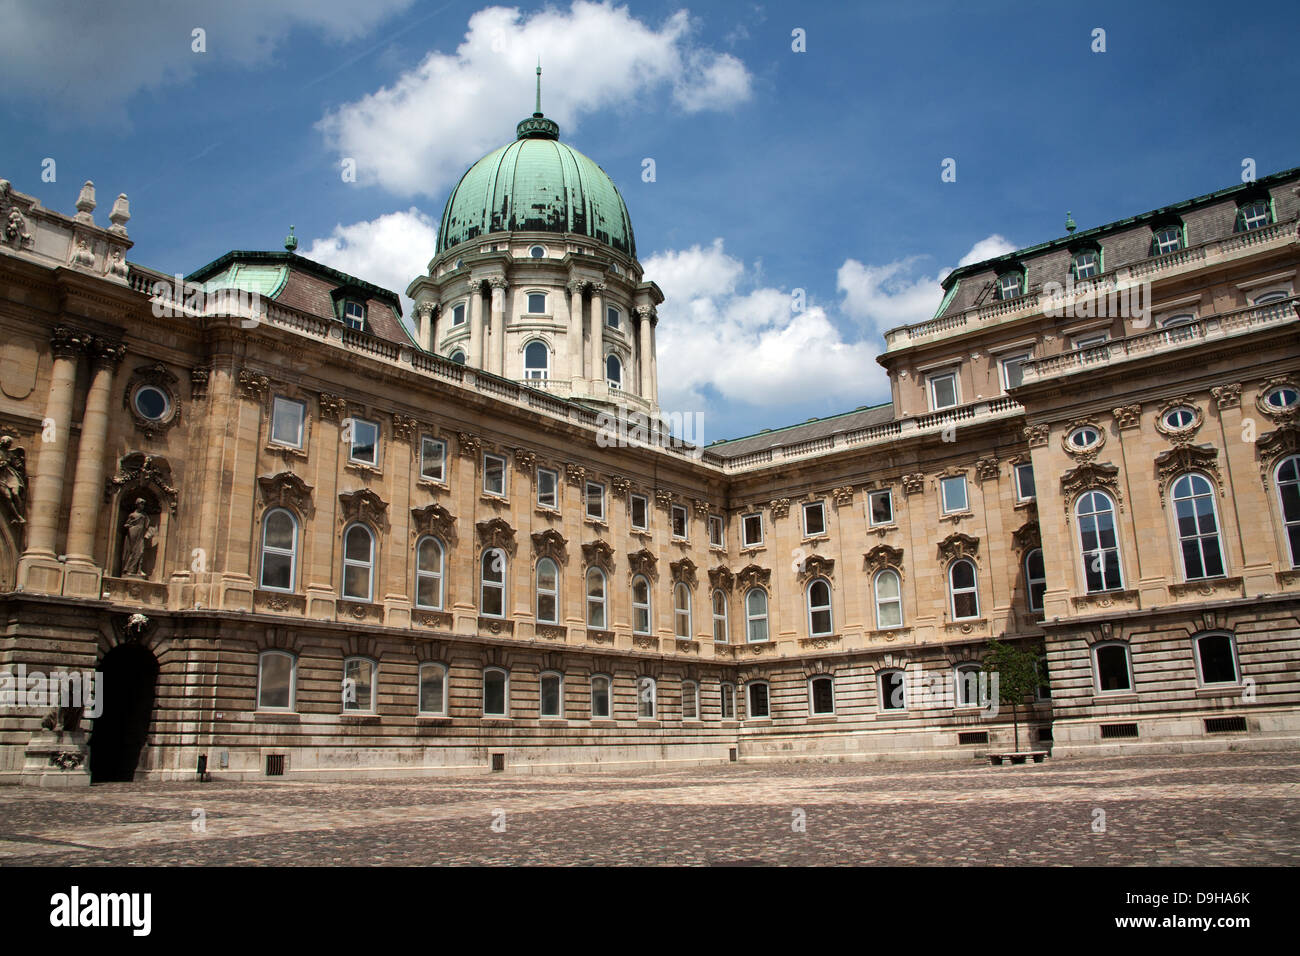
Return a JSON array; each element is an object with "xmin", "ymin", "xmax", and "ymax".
[{"xmin": 436, "ymin": 119, "xmax": 636, "ymax": 258}]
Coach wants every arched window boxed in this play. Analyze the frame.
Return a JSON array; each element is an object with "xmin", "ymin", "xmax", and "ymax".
[
  {"xmin": 1276, "ymin": 455, "xmax": 1300, "ymax": 567},
  {"xmin": 1077, "ymin": 491, "xmax": 1123, "ymax": 592},
  {"xmin": 483, "ymin": 667, "xmax": 509, "ymax": 716},
  {"xmin": 606, "ymin": 353, "xmax": 622, "ymax": 389},
  {"xmin": 878, "ymin": 669, "xmax": 906, "ymax": 710},
  {"xmin": 807, "ymin": 578, "xmax": 833, "ymax": 636},
  {"xmin": 638, "ymin": 677, "xmax": 656, "ymax": 719},
  {"xmin": 673, "ymin": 582, "xmax": 692, "ymax": 639},
  {"xmin": 1025, "ymin": 549, "xmax": 1046, "ymax": 613},
  {"xmin": 631, "ymin": 575, "xmax": 651, "ymax": 634},
  {"xmin": 747, "ymin": 680, "xmax": 770, "ymax": 719},
  {"xmin": 449, "ymin": 349, "xmax": 466, "ymax": 365},
  {"xmin": 955, "ymin": 663, "xmax": 985, "ymax": 708},
  {"xmin": 523, "ymin": 340, "xmax": 549, "ymax": 379},
  {"xmin": 1194, "ymin": 632, "xmax": 1239, "ymax": 686},
  {"xmin": 720, "ymin": 682, "xmax": 736, "ymax": 719},
  {"xmin": 1151, "ymin": 223, "xmax": 1183, "ymax": 255},
  {"xmin": 873, "ymin": 568, "xmax": 903, "ymax": 629},
  {"xmin": 591, "ymin": 674, "xmax": 612, "ymax": 718},
  {"xmin": 535, "ymin": 557, "xmax": 559, "ymax": 624},
  {"xmin": 1254, "ymin": 290, "xmax": 1288, "ymax": 306},
  {"xmin": 257, "ymin": 650, "xmax": 296, "ymax": 711},
  {"xmin": 711, "ymin": 589, "xmax": 729, "ymax": 643},
  {"xmin": 744, "ymin": 588, "xmax": 769, "ymax": 643},
  {"xmin": 539, "ymin": 671, "xmax": 564, "ymax": 718},
  {"xmin": 809, "ymin": 675, "xmax": 835, "ymax": 716},
  {"xmin": 586, "ymin": 567, "xmax": 607, "ymax": 629},
  {"xmin": 1236, "ymin": 198, "xmax": 1271, "ymax": 232},
  {"xmin": 1172, "ymin": 473, "xmax": 1225, "ymax": 580},
  {"xmin": 343, "ymin": 657, "xmax": 376, "ymax": 712},
  {"xmin": 1162, "ymin": 312, "xmax": 1197, "ymax": 343},
  {"xmin": 414, "ymin": 536, "xmax": 444, "ymax": 609},
  {"xmin": 480, "ymin": 548, "xmax": 506, "ymax": 618},
  {"xmin": 1093, "ymin": 642, "xmax": 1132, "ymax": 694},
  {"xmin": 681, "ymin": 680, "xmax": 698, "ymax": 720},
  {"xmin": 419, "ymin": 663, "xmax": 447, "ymax": 715},
  {"xmin": 342, "ymin": 523, "xmax": 375, "ymax": 602},
  {"xmin": 259, "ymin": 507, "xmax": 298, "ymax": 592},
  {"xmin": 996, "ymin": 269, "xmax": 1023, "ymax": 300},
  {"xmin": 948, "ymin": 559, "xmax": 979, "ymax": 619}
]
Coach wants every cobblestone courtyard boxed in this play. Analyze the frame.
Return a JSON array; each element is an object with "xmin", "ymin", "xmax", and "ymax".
[{"xmin": 1, "ymin": 751, "xmax": 1297, "ymax": 866}]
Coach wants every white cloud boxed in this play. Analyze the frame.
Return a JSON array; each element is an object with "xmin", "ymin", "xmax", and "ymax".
[
  {"xmin": 0, "ymin": 0, "xmax": 414, "ymax": 119},
  {"xmin": 958, "ymin": 234, "xmax": 1018, "ymax": 266},
  {"xmin": 646, "ymin": 240, "xmax": 882, "ymax": 412},
  {"xmin": 303, "ymin": 207, "xmax": 437, "ymax": 314},
  {"xmin": 318, "ymin": 1, "xmax": 753, "ymax": 197}
]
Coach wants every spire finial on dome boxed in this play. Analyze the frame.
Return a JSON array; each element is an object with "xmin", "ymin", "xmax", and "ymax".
[
  {"xmin": 517, "ymin": 60, "xmax": 560, "ymax": 140},
  {"xmin": 535, "ymin": 58, "xmax": 542, "ymax": 117},
  {"xmin": 284, "ymin": 225, "xmax": 298, "ymax": 252}
]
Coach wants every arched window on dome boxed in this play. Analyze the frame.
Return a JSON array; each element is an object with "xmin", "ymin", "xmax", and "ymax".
[
  {"xmin": 523, "ymin": 340, "xmax": 549, "ymax": 379},
  {"xmin": 449, "ymin": 349, "xmax": 466, "ymax": 366},
  {"xmin": 606, "ymin": 353, "xmax": 622, "ymax": 389}
]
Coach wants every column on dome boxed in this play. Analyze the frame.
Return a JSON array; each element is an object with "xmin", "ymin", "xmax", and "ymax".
[
  {"xmin": 636, "ymin": 307, "xmax": 653, "ymax": 399},
  {"xmin": 64, "ymin": 337, "xmax": 126, "ymax": 566},
  {"xmin": 567, "ymin": 279, "xmax": 586, "ymax": 381},
  {"xmin": 468, "ymin": 280, "xmax": 484, "ymax": 368},
  {"xmin": 416, "ymin": 302, "xmax": 437, "ymax": 353},
  {"xmin": 649, "ymin": 316, "xmax": 659, "ymax": 406},
  {"xmin": 589, "ymin": 282, "xmax": 605, "ymax": 389},
  {"xmin": 22, "ymin": 327, "xmax": 86, "ymax": 561},
  {"xmin": 488, "ymin": 277, "xmax": 508, "ymax": 376}
]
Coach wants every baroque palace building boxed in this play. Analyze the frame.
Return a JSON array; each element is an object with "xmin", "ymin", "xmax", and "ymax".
[{"xmin": 1, "ymin": 98, "xmax": 1298, "ymax": 782}]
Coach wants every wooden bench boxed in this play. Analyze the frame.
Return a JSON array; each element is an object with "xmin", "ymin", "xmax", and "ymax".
[{"xmin": 988, "ymin": 751, "xmax": 1048, "ymax": 766}]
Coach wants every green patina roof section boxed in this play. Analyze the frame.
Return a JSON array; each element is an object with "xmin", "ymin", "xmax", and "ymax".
[
  {"xmin": 438, "ymin": 136, "xmax": 636, "ymax": 257},
  {"xmin": 198, "ymin": 263, "xmax": 288, "ymax": 299}
]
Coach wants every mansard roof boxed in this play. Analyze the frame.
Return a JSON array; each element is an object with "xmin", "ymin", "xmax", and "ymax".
[{"xmin": 707, "ymin": 402, "xmax": 895, "ymax": 459}]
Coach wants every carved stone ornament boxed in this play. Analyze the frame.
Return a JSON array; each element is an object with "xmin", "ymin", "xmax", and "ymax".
[
  {"xmin": 974, "ymin": 456, "xmax": 1000, "ymax": 481},
  {"xmin": 670, "ymin": 557, "xmax": 698, "ymax": 588},
  {"xmin": 338, "ymin": 489, "xmax": 389, "ymax": 529},
  {"xmin": 411, "ymin": 503, "xmax": 457, "ymax": 542},
  {"xmin": 1153, "ymin": 444, "xmax": 1224, "ymax": 504},
  {"xmin": 582, "ymin": 539, "xmax": 615, "ymax": 573},
  {"xmin": 736, "ymin": 564, "xmax": 771, "ymax": 591},
  {"xmin": 104, "ymin": 453, "xmax": 178, "ymax": 514},
  {"xmin": 708, "ymin": 565, "xmax": 734, "ymax": 591},
  {"xmin": 50, "ymin": 326, "xmax": 92, "ymax": 359},
  {"xmin": 693, "ymin": 498, "xmax": 711, "ymax": 518},
  {"xmin": 863, "ymin": 545, "xmax": 904, "ymax": 575},
  {"xmin": 937, "ymin": 532, "xmax": 980, "ymax": 564},
  {"xmin": 610, "ymin": 475, "xmax": 631, "ymax": 497},
  {"xmin": 476, "ymin": 517, "xmax": 517, "ymax": 556},
  {"xmin": 392, "ymin": 413, "xmax": 417, "ymax": 443},
  {"xmin": 566, "ymin": 463, "xmax": 587, "ymax": 486},
  {"xmin": 831, "ymin": 485, "xmax": 855, "ymax": 507},
  {"xmin": 1211, "ymin": 382, "xmax": 1241, "ymax": 409},
  {"xmin": 798, "ymin": 554, "xmax": 835, "ymax": 581},
  {"xmin": 901, "ymin": 473, "xmax": 926, "ymax": 495},
  {"xmin": 458, "ymin": 432, "xmax": 482, "ymax": 458},
  {"xmin": 769, "ymin": 498, "xmax": 791, "ymax": 519},
  {"xmin": 514, "ymin": 448, "xmax": 537, "ymax": 471},
  {"xmin": 1023, "ymin": 424, "xmax": 1050, "ymax": 448},
  {"xmin": 190, "ymin": 367, "xmax": 210, "ymax": 400},
  {"xmin": 1011, "ymin": 520, "xmax": 1041, "ymax": 554},
  {"xmin": 0, "ymin": 181, "xmax": 34, "ymax": 249},
  {"xmin": 257, "ymin": 472, "xmax": 314, "ymax": 516},
  {"xmin": 1060, "ymin": 461, "xmax": 1123, "ymax": 515},
  {"xmin": 318, "ymin": 393, "xmax": 347, "ymax": 422},
  {"xmin": 531, "ymin": 528, "xmax": 568, "ymax": 565},
  {"xmin": 124, "ymin": 361, "xmax": 180, "ymax": 437},
  {"xmin": 1256, "ymin": 376, "xmax": 1300, "ymax": 422},
  {"xmin": 0, "ymin": 434, "xmax": 28, "ymax": 531},
  {"xmin": 654, "ymin": 488, "xmax": 674, "ymax": 508},
  {"xmin": 1257, "ymin": 423, "xmax": 1300, "ymax": 481},
  {"xmin": 1112, "ymin": 404, "xmax": 1142, "ymax": 430},
  {"xmin": 1061, "ymin": 418, "xmax": 1106, "ymax": 459},
  {"xmin": 627, "ymin": 548, "xmax": 658, "ymax": 580},
  {"xmin": 1153, "ymin": 397, "xmax": 1203, "ymax": 443},
  {"xmin": 238, "ymin": 369, "xmax": 271, "ymax": 404}
]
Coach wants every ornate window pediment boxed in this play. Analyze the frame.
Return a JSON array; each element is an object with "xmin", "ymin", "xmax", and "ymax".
[
  {"xmin": 797, "ymin": 554, "xmax": 834, "ymax": 582},
  {"xmin": 736, "ymin": 564, "xmax": 771, "ymax": 591},
  {"xmin": 475, "ymin": 517, "xmax": 517, "ymax": 555},
  {"xmin": 1060, "ymin": 461, "xmax": 1123, "ymax": 514},
  {"xmin": 863, "ymin": 544, "xmax": 904, "ymax": 575},
  {"xmin": 937, "ymin": 532, "xmax": 979, "ymax": 564},
  {"xmin": 670, "ymin": 557, "xmax": 698, "ymax": 588},
  {"xmin": 531, "ymin": 528, "xmax": 568, "ymax": 565},
  {"xmin": 104, "ymin": 453, "xmax": 177, "ymax": 514},
  {"xmin": 581, "ymin": 539, "xmax": 614, "ymax": 572},
  {"xmin": 627, "ymin": 547, "xmax": 658, "ymax": 579},
  {"xmin": 258, "ymin": 472, "xmax": 313, "ymax": 516},
  {"xmin": 1011, "ymin": 520, "xmax": 1041, "ymax": 553},
  {"xmin": 411, "ymin": 502, "xmax": 457, "ymax": 542},
  {"xmin": 123, "ymin": 361, "xmax": 179, "ymax": 438},
  {"xmin": 1154, "ymin": 396, "xmax": 1203, "ymax": 443},
  {"xmin": 1257, "ymin": 375, "xmax": 1300, "ymax": 422},
  {"xmin": 1154, "ymin": 444, "xmax": 1222, "ymax": 504},
  {"xmin": 708, "ymin": 565, "xmax": 734, "ymax": 590},
  {"xmin": 1257, "ymin": 423, "xmax": 1300, "ymax": 481},
  {"xmin": 339, "ymin": 488, "xmax": 388, "ymax": 529}
]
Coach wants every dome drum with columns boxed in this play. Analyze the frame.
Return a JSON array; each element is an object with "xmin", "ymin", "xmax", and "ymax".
[{"xmin": 408, "ymin": 69, "xmax": 663, "ymax": 415}]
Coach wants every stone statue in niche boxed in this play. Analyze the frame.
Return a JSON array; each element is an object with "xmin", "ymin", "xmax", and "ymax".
[
  {"xmin": 0, "ymin": 435, "xmax": 26, "ymax": 524},
  {"xmin": 120, "ymin": 498, "xmax": 155, "ymax": 577}
]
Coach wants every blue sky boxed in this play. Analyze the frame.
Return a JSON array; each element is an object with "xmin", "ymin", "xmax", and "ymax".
[{"xmin": 3, "ymin": 0, "xmax": 1298, "ymax": 443}]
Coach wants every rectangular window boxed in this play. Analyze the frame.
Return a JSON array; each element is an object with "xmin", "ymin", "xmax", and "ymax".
[
  {"xmin": 606, "ymin": 306, "xmax": 620, "ymax": 329},
  {"xmin": 537, "ymin": 468, "xmax": 558, "ymax": 508},
  {"xmin": 1015, "ymin": 462, "xmax": 1036, "ymax": 501},
  {"xmin": 539, "ymin": 674, "xmax": 562, "ymax": 718},
  {"xmin": 720, "ymin": 683, "xmax": 735, "ymax": 720},
  {"xmin": 928, "ymin": 371, "xmax": 958, "ymax": 410},
  {"xmin": 343, "ymin": 300, "xmax": 366, "ymax": 330},
  {"xmin": 941, "ymin": 475, "xmax": 968, "ymax": 514},
  {"xmin": 420, "ymin": 436, "xmax": 446, "ymax": 482},
  {"xmin": 1000, "ymin": 353, "xmax": 1029, "ymax": 391},
  {"xmin": 1073, "ymin": 332, "xmax": 1109, "ymax": 350},
  {"xmin": 708, "ymin": 515, "xmax": 724, "ymax": 548},
  {"xmin": 451, "ymin": 303, "xmax": 466, "ymax": 326},
  {"xmin": 671, "ymin": 504, "xmax": 688, "ymax": 539},
  {"xmin": 270, "ymin": 397, "xmax": 305, "ymax": 448},
  {"xmin": 483, "ymin": 453, "xmax": 506, "ymax": 497},
  {"xmin": 585, "ymin": 481, "xmax": 605, "ymax": 521},
  {"xmin": 630, "ymin": 494, "xmax": 648, "ymax": 531},
  {"xmin": 803, "ymin": 501, "xmax": 826, "ymax": 537},
  {"xmin": 742, "ymin": 512, "xmax": 763, "ymax": 547},
  {"xmin": 997, "ymin": 272, "xmax": 1022, "ymax": 300},
  {"xmin": 748, "ymin": 683, "xmax": 769, "ymax": 719},
  {"xmin": 810, "ymin": 677, "xmax": 835, "ymax": 716},
  {"xmin": 868, "ymin": 489, "xmax": 893, "ymax": 526},
  {"xmin": 349, "ymin": 418, "xmax": 379, "ymax": 466}
]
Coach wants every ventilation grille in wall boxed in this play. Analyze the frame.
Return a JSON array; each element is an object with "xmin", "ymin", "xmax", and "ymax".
[
  {"xmin": 1204, "ymin": 716, "xmax": 1247, "ymax": 734},
  {"xmin": 491, "ymin": 753, "xmax": 505, "ymax": 772},
  {"xmin": 958, "ymin": 731, "xmax": 989, "ymax": 745},
  {"xmin": 265, "ymin": 754, "xmax": 286, "ymax": 776},
  {"xmin": 1100, "ymin": 723, "xmax": 1139, "ymax": 739}
]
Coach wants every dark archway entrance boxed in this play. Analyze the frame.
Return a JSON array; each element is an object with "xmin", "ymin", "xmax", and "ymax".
[{"xmin": 89, "ymin": 643, "xmax": 158, "ymax": 783}]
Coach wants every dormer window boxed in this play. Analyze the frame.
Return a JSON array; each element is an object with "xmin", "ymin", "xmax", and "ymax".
[
  {"xmin": 1071, "ymin": 248, "xmax": 1100, "ymax": 280},
  {"xmin": 1236, "ymin": 199, "xmax": 1271, "ymax": 232},
  {"xmin": 996, "ymin": 270, "xmax": 1023, "ymax": 300},
  {"xmin": 343, "ymin": 301, "xmax": 366, "ymax": 331},
  {"xmin": 1151, "ymin": 224, "xmax": 1183, "ymax": 255}
]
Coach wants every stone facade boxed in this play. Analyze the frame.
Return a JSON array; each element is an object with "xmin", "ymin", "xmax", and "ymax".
[{"xmin": 1, "ymin": 161, "xmax": 1298, "ymax": 783}]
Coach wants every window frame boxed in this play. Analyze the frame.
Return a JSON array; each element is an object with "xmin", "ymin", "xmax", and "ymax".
[
  {"xmin": 673, "ymin": 582, "xmax": 692, "ymax": 639},
  {"xmin": 343, "ymin": 300, "xmax": 367, "ymax": 331},
  {"xmin": 708, "ymin": 514, "xmax": 725, "ymax": 548},
  {"xmin": 1171, "ymin": 472, "xmax": 1226, "ymax": 581},
  {"xmin": 631, "ymin": 574, "xmax": 651, "ymax": 635},
  {"xmin": 1025, "ymin": 547, "xmax": 1046, "ymax": 614},
  {"xmin": 585, "ymin": 480, "xmax": 606, "ymax": 521},
  {"xmin": 1193, "ymin": 632, "xmax": 1240, "ymax": 687},
  {"xmin": 539, "ymin": 671, "xmax": 564, "ymax": 719},
  {"xmin": 414, "ymin": 535, "xmax": 445, "ymax": 610},
  {"xmin": 450, "ymin": 302, "xmax": 466, "ymax": 327},
  {"xmin": 270, "ymin": 396, "xmax": 306, "ymax": 449},
  {"xmin": 940, "ymin": 474, "xmax": 969, "ymax": 515},
  {"xmin": 808, "ymin": 675, "xmax": 835, "ymax": 717},
  {"xmin": 1076, "ymin": 490, "xmax": 1124, "ymax": 593},
  {"xmin": 605, "ymin": 353, "xmax": 622, "ymax": 389},
  {"xmin": 480, "ymin": 548, "xmax": 507, "ymax": 618},
  {"xmin": 418, "ymin": 662, "xmax": 447, "ymax": 716},
  {"xmin": 999, "ymin": 353, "xmax": 1030, "ymax": 392},
  {"xmin": 419, "ymin": 436, "xmax": 446, "ymax": 482},
  {"xmin": 948, "ymin": 558, "xmax": 980, "ymax": 620},
  {"xmin": 927, "ymin": 370, "xmax": 959, "ymax": 411},
  {"xmin": 806, "ymin": 577, "xmax": 833, "ymax": 637},
  {"xmin": 1071, "ymin": 248, "xmax": 1101, "ymax": 280},
  {"xmin": 746, "ymin": 680, "xmax": 770, "ymax": 720},
  {"xmin": 868, "ymin": 489, "xmax": 893, "ymax": 526},
  {"xmin": 873, "ymin": 567, "xmax": 903, "ymax": 630},
  {"xmin": 536, "ymin": 467, "xmax": 559, "ymax": 509},
  {"xmin": 878, "ymin": 669, "xmax": 906, "ymax": 711},
  {"xmin": 523, "ymin": 339, "xmax": 550, "ymax": 380},
  {"xmin": 802, "ymin": 500, "xmax": 827, "ymax": 537},
  {"xmin": 954, "ymin": 662, "xmax": 985, "ymax": 709},
  {"xmin": 996, "ymin": 269, "xmax": 1024, "ymax": 300},
  {"xmin": 744, "ymin": 587, "xmax": 769, "ymax": 643},
  {"xmin": 585, "ymin": 566, "xmax": 608, "ymax": 630},
  {"xmin": 637, "ymin": 676, "xmax": 657, "ymax": 719},
  {"xmin": 1151, "ymin": 224, "xmax": 1183, "ymax": 255},
  {"xmin": 606, "ymin": 306, "xmax": 621, "ymax": 330},
  {"xmin": 671, "ymin": 503, "xmax": 688, "ymax": 540},
  {"xmin": 535, "ymin": 556, "xmax": 560, "ymax": 624},
  {"xmin": 256, "ymin": 650, "xmax": 297, "ymax": 712},
  {"xmin": 590, "ymin": 674, "xmax": 612, "ymax": 719},
  {"xmin": 342, "ymin": 656, "xmax": 377, "ymax": 713},
  {"xmin": 482, "ymin": 452, "xmax": 507, "ymax": 498},
  {"xmin": 526, "ymin": 292, "xmax": 547, "ymax": 314},
  {"xmin": 1092, "ymin": 642, "xmax": 1133, "ymax": 695},
  {"xmin": 347, "ymin": 417, "xmax": 380, "ymax": 467},
  {"xmin": 1236, "ymin": 198, "xmax": 1272, "ymax": 232},
  {"xmin": 741, "ymin": 512, "xmax": 764, "ymax": 548},
  {"xmin": 259, "ymin": 507, "xmax": 298, "ymax": 593},
  {"xmin": 711, "ymin": 588, "xmax": 729, "ymax": 643},
  {"xmin": 630, "ymin": 494, "xmax": 649, "ymax": 531},
  {"xmin": 1275, "ymin": 455, "xmax": 1300, "ymax": 568},
  {"xmin": 1014, "ymin": 462, "xmax": 1036, "ymax": 501},
  {"xmin": 483, "ymin": 666, "xmax": 509, "ymax": 717},
  {"xmin": 720, "ymin": 682, "xmax": 736, "ymax": 720},
  {"xmin": 341, "ymin": 522, "xmax": 375, "ymax": 602}
]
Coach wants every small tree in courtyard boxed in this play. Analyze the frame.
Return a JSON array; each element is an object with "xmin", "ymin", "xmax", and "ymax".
[{"xmin": 982, "ymin": 639, "xmax": 1043, "ymax": 751}]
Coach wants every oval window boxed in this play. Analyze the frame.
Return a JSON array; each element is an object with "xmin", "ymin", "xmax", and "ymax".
[
  {"xmin": 134, "ymin": 385, "xmax": 170, "ymax": 421},
  {"xmin": 529, "ymin": 245, "xmax": 545, "ymax": 258},
  {"xmin": 1162, "ymin": 406, "xmax": 1195, "ymax": 430},
  {"xmin": 1265, "ymin": 386, "xmax": 1299, "ymax": 410},
  {"xmin": 1068, "ymin": 425, "xmax": 1100, "ymax": 449}
]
